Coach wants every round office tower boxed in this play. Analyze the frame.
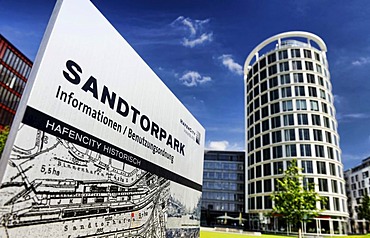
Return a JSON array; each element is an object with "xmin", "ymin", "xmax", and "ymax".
[{"xmin": 244, "ymin": 32, "xmax": 348, "ymax": 235}]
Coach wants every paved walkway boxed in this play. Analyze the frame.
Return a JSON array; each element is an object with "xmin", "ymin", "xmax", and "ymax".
[{"xmin": 201, "ymin": 227, "xmax": 262, "ymax": 236}]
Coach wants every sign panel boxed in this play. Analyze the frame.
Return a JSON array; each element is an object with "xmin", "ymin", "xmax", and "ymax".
[{"xmin": 0, "ymin": 0, "xmax": 205, "ymax": 237}]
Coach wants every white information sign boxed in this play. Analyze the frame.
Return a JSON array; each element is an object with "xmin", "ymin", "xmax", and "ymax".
[{"xmin": 0, "ymin": 0, "xmax": 205, "ymax": 237}]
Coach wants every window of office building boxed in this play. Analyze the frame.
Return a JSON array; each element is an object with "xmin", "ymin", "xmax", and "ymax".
[
  {"xmin": 295, "ymin": 86, "xmax": 305, "ymax": 96},
  {"xmin": 312, "ymin": 114, "xmax": 321, "ymax": 126},
  {"xmin": 301, "ymin": 160, "xmax": 313, "ymax": 173},
  {"xmin": 260, "ymin": 69, "xmax": 267, "ymax": 80},
  {"xmin": 254, "ymin": 85, "xmax": 260, "ymax": 96},
  {"xmin": 264, "ymin": 196, "xmax": 272, "ymax": 209},
  {"xmin": 281, "ymin": 86, "xmax": 292, "ymax": 98},
  {"xmin": 317, "ymin": 161, "xmax": 327, "ymax": 174},
  {"xmin": 310, "ymin": 100, "xmax": 319, "ymax": 111},
  {"xmin": 270, "ymin": 102, "xmax": 280, "ymax": 115},
  {"xmin": 255, "ymin": 137, "xmax": 261, "ymax": 149},
  {"xmin": 291, "ymin": 49, "xmax": 301, "ymax": 58},
  {"xmin": 264, "ymin": 179, "xmax": 272, "ymax": 192},
  {"xmin": 249, "ymin": 197, "xmax": 255, "ymax": 209},
  {"xmin": 323, "ymin": 117, "xmax": 330, "ymax": 128},
  {"xmin": 271, "ymin": 116, "xmax": 281, "ymax": 129},
  {"xmin": 316, "ymin": 64, "xmax": 322, "ymax": 74},
  {"xmin": 315, "ymin": 145, "xmax": 325, "ymax": 157},
  {"xmin": 272, "ymin": 131, "xmax": 282, "ymax": 143},
  {"xmin": 327, "ymin": 147, "xmax": 334, "ymax": 159},
  {"xmin": 321, "ymin": 102, "xmax": 328, "ymax": 113},
  {"xmin": 297, "ymin": 113, "xmax": 308, "ymax": 125},
  {"xmin": 261, "ymin": 93, "xmax": 268, "ymax": 105},
  {"xmin": 313, "ymin": 129, "xmax": 323, "ymax": 141},
  {"xmin": 279, "ymin": 62, "xmax": 289, "ymax": 72},
  {"xmin": 269, "ymin": 76, "xmax": 278, "ymax": 88},
  {"xmin": 305, "ymin": 61, "xmax": 314, "ymax": 71},
  {"xmin": 299, "ymin": 129, "xmax": 310, "ymax": 140},
  {"xmin": 284, "ymin": 129, "xmax": 295, "ymax": 141},
  {"xmin": 263, "ymin": 148, "xmax": 271, "ymax": 161},
  {"xmin": 256, "ymin": 196, "xmax": 263, "ymax": 209},
  {"xmin": 261, "ymin": 81, "xmax": 268, "ymax": 93},
  {"xmin": 308, "ymin": 87, "xmax": 317, "ymax": 97},
  {"xmin": 261, "ymin": 106, "xmax": 268, "ymax": 117},
  {"xmin": 256, "ymin": 165, "xmax": 262, "ymax": 178},
  {"xmin": 260, "ymin": 58, "xmax": 266, "ymax": 69},
  {"xmin": 321, "ymin": 196, "xmax": 330, "ymax": 210},
  {"xmin": 272, "ymin": 146, "xmax": 283, "ymax": 159},
  {"xmin": 268, "ymin": 53, "xmax": 276, "ymax": 64},
  {"xmin": 304, "ymin": 49, "xmax": 312, "ymax": 58},
  {"xmin": 318, "ymin": 178, "xmax": 328, "ymax": 192},
  {"xmin": 254, "ymin": 98, "xmax": 260, "ymax": 109},
  {"xmin": 273, "ymin": 161, "xmax": 283, "ymax": 175},
  {"xmin": 279, "ymin": 50, "xmax": 288, "ymax": 60},
  {"xmin": 255, "ymin": 123, "xmax": 260, "ymax": 135},
  {"xmin": 264, "ymin": 163, "xmax": 271, "ymax": 175},
  {"xmin": 320, "ymin": 89, "xmax": 326, "ymax": 99},
  {"xmin": 292, "ymin": 60, "xmax": 302, "ymax": 70},
  {"xmin": 270, "ymin": 89, "xmax": 279, "ymax": 101},
  {"xmin": 262, "ymin": 133, "xmax": 270, "ymax": 146},
  {"xmin": 283, "ymin": 114, "xmax": 294, "ymax": 126},
  {"xmin": 296, "ymin": 99, "xmax": 307, "ymax": 110},
  {"xmin": 280, "ymin": 74, "xmax": 290, "ymax": 85},
  {"xmin": 307, "ymin": 75, "xmax": 316, "ymax": 85},
  {"xmin": 262, "ymin": 119, "xmax": 269, "ymax": 132},
  {"xmin": 300, "ymin": 144, "xmax": 312, "ymax": 157},
  {"xmin": 254, "ymin": 111, "xmax": 260, "ymax": 122},
  {"xmin": 329, "ymin": 163, "xmax": 337, "ymax": 176},
  {"xmin": 256, "ymin": 151, "xmax": 261, "ymax": 163},
  {"xmin": 331, "ymin": 180, "xmax": 338, "ymax": 193},
  {"xmin": 282, "ymin": 100, "xmax": 293, "ymax": 111},
  {"xmin": 293, "ymin": 73, "xmax": 304, "ymax": 83},
  {"xmin": 268, "ymin": 65, "xmax": 277, "ymax": 76},
  {"xmin": 285, "ymin": 144, "xmax": 297, "ymax": 157},
  {"xmin": 333, "ymin": 197, "xmax": 340, "ymax": 211}
]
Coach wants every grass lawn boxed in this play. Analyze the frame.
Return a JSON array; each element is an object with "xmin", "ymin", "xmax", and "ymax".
[
  {"xmin": 200, "ymin": 231, "xmax": 370, "ymax": 238},
  {"xmin": 200, "ymin": 231, "xmax": 290, "ymax": 238}
]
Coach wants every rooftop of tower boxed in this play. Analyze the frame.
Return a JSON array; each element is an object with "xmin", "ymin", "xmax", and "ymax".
[{"xmin": 244, "ymin": 31, "xmax": 327, "ymax": 74}]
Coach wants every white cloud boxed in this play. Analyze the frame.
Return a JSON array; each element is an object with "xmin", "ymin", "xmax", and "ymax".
[
  {"xmin": 182, "ymin": 32, "xmax": 213, "ymax": 48},
  {"xmin": 207, "ymin": 140, "xmax": 229, "ymax": 150},
  {"xmin": 219, "ymin": 54, "xmax": 243, "ymax": 75},
  {"xmin": 178, "ymin": 16, "xmax": 196, "ymax": 36},
  {"xmin": 352, "ymin": 57, "xmax": 370, "ymax": 66},
  {"xmin": 342, "ymin": 113, "xmax": 370, "ymax": 119},
  {"xmin": 336, "ymin": 112, "xmax": 370, "ymax": 122},
  {"xmin": 171, "ymin": 16, "xmax": 213, "ymax": 48},
  {"xmin": 333, "ymin": 94, "xmax": 343, "ymax": 105},
  {"xmin": 179, "ymin": 71, "xmax": 211, "ymax": 87}
]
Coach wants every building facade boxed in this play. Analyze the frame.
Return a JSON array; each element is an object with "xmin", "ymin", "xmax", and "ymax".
[
  {"xmin": 244, "ymin": 32, "xmax": 348, "ymax": 235},
  {"xmin": 344, "ymin": 157, "xmax": 370, "ymax": 234},
  {"xmin": 201, "ymin": 150, "xmax": 245, "ymax": 227},
  {"xmin": 0, "ymin": 34, "xmax": 32, "ymax": 128}
]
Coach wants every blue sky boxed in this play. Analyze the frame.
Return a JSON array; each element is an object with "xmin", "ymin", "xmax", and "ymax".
[{"xmin": 1, "ymin": 0, "xmax": 370, "ymax": 169}]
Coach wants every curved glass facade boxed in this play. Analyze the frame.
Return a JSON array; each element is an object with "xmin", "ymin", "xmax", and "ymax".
[{"xmin": 244, "ymin": 32, "xmax": 348, "ymax": 234}]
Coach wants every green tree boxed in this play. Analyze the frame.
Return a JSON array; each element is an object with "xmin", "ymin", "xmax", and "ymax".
[
  {"xmin": 271, "ymin": 159, "xmax": 325, "ymax": 237},
  {"xmin": 0, "ymin": 126, "xmax": 10, "ymax": 155},
  {"xmin": 358, "ymin": 195, "xmax": 370, "ymax": 221}
]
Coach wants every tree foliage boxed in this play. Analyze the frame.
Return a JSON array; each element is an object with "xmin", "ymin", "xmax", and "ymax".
[
  {"xmin": 0, "ymin": 126, "xmax": 10, "ymax": 155},
  {"xmin": 270, "ymin": 159, "xmax": 325, "ymax": 226},
  {"xmin": 358, "ymin": 195, "xmax": 370, "ymax": 221}
]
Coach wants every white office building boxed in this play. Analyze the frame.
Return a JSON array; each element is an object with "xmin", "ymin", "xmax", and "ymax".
[{"xmin": 244, "ymin": 31, "xmax": 348, "ymax": 235}]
